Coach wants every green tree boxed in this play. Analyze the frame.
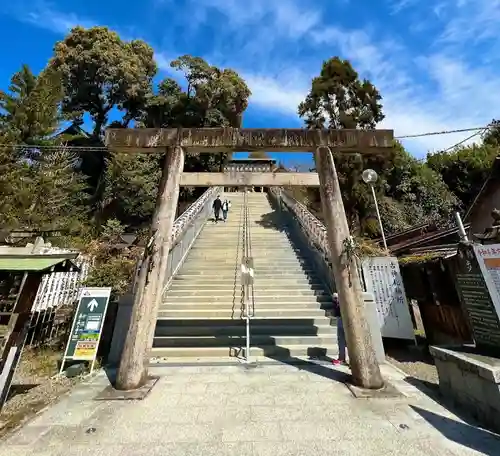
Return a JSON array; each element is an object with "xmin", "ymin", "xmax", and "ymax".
[
  {"xmin": 101, "ymin": 151, "xmax": 161, "ymax": 229},
  {"xmin": 102, "ymin": 55, "xmax": 252, "ymax": 228},
  {"xmin": 50, "ymin": 26, "xmax": 157, "ymax": 138},
  {"xmin": 49, "ymin": 26, "xmax": 157, "ymax": 211},
  {"xmin": 298, "ymin": 57, "xmax": 387, "ymax": 233},
  {"xmin": 22, "ymin": 146, "xmax": 89, "ymax": 232},
  {"xmin": 426, "ymin": 143, "xmax": 498, "ymax": 209},
  {"xmin": 482, "ymin": 119, "xmax": 500, "ymax": 147},
  {"xmin": 168, "ymin": 55, "xmax": 250, "ymax": 128},
  {"xmin": 0, "ymin": 136, "xmax": 31, "ymax": 229},
  {"xmin": 0, "ymin": 65, "xmax": 63, "ymax": 145},
  {"xmin": 384, "ymin": 143, "xmax": 459, "ymax": 230},
  {"xmin": 298, "ymin": 57, "xmax": 384, "ymax": 130},
  {"xmin": 297, "ymin": 57, "xmax": 460, "ymax": 236}
]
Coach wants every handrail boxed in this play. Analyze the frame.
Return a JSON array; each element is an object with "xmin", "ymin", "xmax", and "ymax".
[
  {"xmin": 231, "ymin": 195, "xmax": 245, "ymax": 320},
  {"xmin": 269, "ymin": 187, "xmax": 366, "ymax": 292},
  {"xmin": 241, "ymin": 188, "xmax": 255, "ymax": 362},
  {"xmin": 269, "ymin": 188, "xmax": 330, "ymax": 261},
  {"xmin": 161, "ymin": 186, "xmax": 223, "ymax": 294}
]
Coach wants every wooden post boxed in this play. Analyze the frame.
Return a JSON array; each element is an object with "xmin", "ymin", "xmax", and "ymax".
[
  {"xmin": 115, "ymin": 146, "xmax": 185, "ymax": 391},
  {"xmin": 314, "ymin": 146, "xmax": 384, "ymax": 389}
]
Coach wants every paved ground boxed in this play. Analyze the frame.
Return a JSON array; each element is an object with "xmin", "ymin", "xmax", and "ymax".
[{"xmin": 2, "ymin": 361, "xmax": 500, "ymax": 456}]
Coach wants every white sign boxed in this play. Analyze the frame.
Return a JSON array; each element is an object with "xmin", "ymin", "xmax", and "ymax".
[
  {"xmin": 472, "ymin": 244, "xmax": 500, "ymax": 321},
  {"xmin": 361, "ymin": 257, "xmax": 415, "ymax": 341}
]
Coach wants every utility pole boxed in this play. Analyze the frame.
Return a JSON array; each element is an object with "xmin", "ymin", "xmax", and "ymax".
[
  {"xmin": 115, "ymin": 146, "xmax": 185, "ymax": 391},
  {"xmin": 314, "ymin": 146, "xmax": 384, "ymax": 389}
]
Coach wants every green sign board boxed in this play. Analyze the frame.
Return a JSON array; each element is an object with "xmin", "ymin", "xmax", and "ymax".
[{"xmin": 60, "ymin": 287, "xmax": 111, "ymax": 373}]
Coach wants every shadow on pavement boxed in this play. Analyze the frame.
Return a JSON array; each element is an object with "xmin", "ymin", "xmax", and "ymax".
[
  {"xmin": 411, "ymin": 405, "xmax": 500, "ymax": 456},
  {"xmin": 103, "ymin": 367, "xmax": 117, "ymax": 386},
  {"xmin": 405, "ymin": 376, "xmax": 500, "ymax": 443},
  {"xmin": 264, "ymin": 350, "xmax": 351, "ymax": 384},
  {"xmin": 6, "ymin": 383, "xmax": 39, "ymax": 401}
]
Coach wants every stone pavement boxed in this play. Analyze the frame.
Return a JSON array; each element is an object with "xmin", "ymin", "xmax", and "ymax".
[{"xmin": 2, "ymin": 361, "xmax": 500, "ymax": 456}]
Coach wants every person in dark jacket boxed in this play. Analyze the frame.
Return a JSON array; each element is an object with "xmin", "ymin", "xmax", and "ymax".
[
  {"xmin": 331, "ymin": 292, "xmax": 348, "ymax": 365},
  {"xmin": 213, "ymin": 195, "xmax": 223, "ymax": 223}
]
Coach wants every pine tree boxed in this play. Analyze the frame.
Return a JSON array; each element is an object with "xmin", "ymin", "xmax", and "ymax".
[
  {"xmin": 0, "ymin": 64, "xmax": 63, "ymax": 145},
  {"xmin": 23, "ymin": 145, "xmax": 89, "ymax": 232},
  {"xmin": 0, "ymin": 136, "xmax": 31, "ymax": 229}
]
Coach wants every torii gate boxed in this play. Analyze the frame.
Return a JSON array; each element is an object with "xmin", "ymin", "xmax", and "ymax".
[{"xmin": 105, "ymin": 127, "xmax": 394, "ymax": 392}]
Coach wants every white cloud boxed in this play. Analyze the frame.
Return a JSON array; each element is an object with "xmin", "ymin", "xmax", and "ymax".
[
  {"xmin": 9, "ymin": 1, "xmax": 96, "ymax": 34},
  {"xmin": 436, "ymin": 0, "xmax": 500, "ymax": 46},
  {"xmin": 241, "ymin": 73, "xmax": 306, "ymax": 115},
  {"xmin": 4, "ymin": 0, "xmax": 499, "ymax": 156},
  {"xmin": 188, "ymin": 0, "xmax": 321, "ymax": 39},
  {"xmin": 177, "ymin": 0, "xmax": 493, "ymax": 154}
]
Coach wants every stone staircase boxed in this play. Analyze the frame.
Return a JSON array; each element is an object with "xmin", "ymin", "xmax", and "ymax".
[{"xmin": 152, "ymin": 192, "xmax": 338, "ymax": 362}]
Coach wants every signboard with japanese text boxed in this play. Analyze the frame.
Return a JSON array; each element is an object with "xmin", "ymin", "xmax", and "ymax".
[
  {"xmin": 361, "ymin": 257, "xmax": 415, "ymax": 340},
  {"xmin": 60, "ymin": 287, "xmax": 111, "ymax": 373},
  {"xmin": 456, "ymin": 243, "xmax": 500, "ymax": 351}
]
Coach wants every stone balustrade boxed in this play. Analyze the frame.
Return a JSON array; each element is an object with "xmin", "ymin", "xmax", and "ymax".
[
  {"xmin": 170, "ymin": 186, "xmax": 222, "ymax": 247},
  {"xmin": 269, "ymin": 188, "xmax": 331, "ymax": 262}
]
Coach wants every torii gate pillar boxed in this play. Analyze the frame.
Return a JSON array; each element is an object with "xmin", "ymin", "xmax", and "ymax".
[{"xmin": 315, "ymin": 146, "xmax": 384, "ymax": 389}]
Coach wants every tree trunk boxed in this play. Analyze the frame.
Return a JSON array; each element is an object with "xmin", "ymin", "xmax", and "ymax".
[
  {"xmin": 114, "ymin": 146, "xmax": 185, "ymax": 390},
  {"xmin": 314, "ymin": 146, "xmax": 384, "ymax": 389}
]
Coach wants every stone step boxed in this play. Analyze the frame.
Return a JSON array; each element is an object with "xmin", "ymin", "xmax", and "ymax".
[
  {"xmin": 156, "ymin": 316, "xmax": 332, "ymax": 326},
  {"xmin": 152, "ymin": 334, "xmax": 337, "ymax": 348},
  {"xmin": 154, "ymin": 323, "xmax": 334, "ymax": 337},
  {"xmin": 192, "ymin": 242, "xmax": 293, "ymax": 246},
  {"xmin": 162, "ymin": 302, "xmax": 333, "ymax": 311},
  {"xmin": 182, "ymin": 258, "xmax": 312, "ymax": 264},
  {"xmin": 171, "ymin": 277, "xmax": 323, "ymax": 285},
  {"xmin": 185, "ymin": 253, "xmax": 300, "ymax": 259},
  {"xmin": 172, "ymin": 274, "xmax": 323, "ymax": 287},
  {"xmin": 177, "ymin": 269, "xmax": 318, "ymax": 276},
  {"xmin": 157, "ymin": 308, "xmax": 329, "ymax": 318},
  {"xmin": 181, "ymin": 260, "xmax": 308, "ymax": 267},
  {"xmin": 174, "ymin": 271, "xmax": 319, "ymax": 277},
  {"xmin": 174, "ymin": 271, "xmax": 320, "ymax": 278},
  {"xmin": 163, "ymin": 294, "xmax": 332, "ymax": 302},
  {"xmin": 165, "ymin": 289, "xmax": 329, "ymax": 298},
  {"xmin": 168, "ymin": 281, "xmax": 325, "ymax": 289},
  {"xmin": 149, "ymin": 344, "xmax": 338, "ymax": 359},
  {"xmin": 180, "ymin": 260, "xmax": 313, "ymax": 266},
  {"xmin": 185, "ymin": 252, "xmax": 303, "ymax": 257}
]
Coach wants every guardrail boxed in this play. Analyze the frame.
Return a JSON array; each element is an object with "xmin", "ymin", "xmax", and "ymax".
[
  {"xmin": 268, "ymin": 188, "xmax": 336, "ymax": 291},
  {"xmin": 269, "ymin": 188, "xmax": 366, "ymax": 290},
  {"xmin": 109, "ymin": 186, "xmax": 222, "ymax": 366},
  {"xmin": 162, "ymin": 186, "xmax": 223, "ymax": 293},
  {"xmin": 268, "ymin": 187, "xmax": 385, "ymax": 363}
]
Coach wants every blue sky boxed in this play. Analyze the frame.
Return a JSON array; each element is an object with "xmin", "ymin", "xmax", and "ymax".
[{"xmin": 0, "ymin": 0, "xmax": 498, "ymax": 165}]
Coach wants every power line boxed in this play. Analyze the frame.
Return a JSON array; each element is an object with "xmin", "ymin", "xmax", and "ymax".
[
  {"xmin": 440, "ymin": 129, "xmax": 487, "ymax": 153},
  {"xmin": 395, "ymin": 126, "xmax": 487, "ymax": 139},
  {"xmin": 0, "ymin": 125, "xmax": 493, "ymax": 150}
]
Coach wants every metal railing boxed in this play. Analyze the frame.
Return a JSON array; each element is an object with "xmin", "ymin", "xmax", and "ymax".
[
  {"xmin": 161, "ymin": 186, "xmax": 223, "ymax": 295},
  {"xmin": 109, "ymin": 186, "xmax": 223, "ymax": 367},
  {"xmin": 130, "ymin": 188, "xmax": 222, "ymax": 295},
  {"xmin": 240, "ymin": 188, "xmax": 255, "ymax": 363}
]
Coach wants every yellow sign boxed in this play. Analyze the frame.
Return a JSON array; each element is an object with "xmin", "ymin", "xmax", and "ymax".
[{"xmin": 74, "ymin": 341, "xmax": 98, "ymax": 360}]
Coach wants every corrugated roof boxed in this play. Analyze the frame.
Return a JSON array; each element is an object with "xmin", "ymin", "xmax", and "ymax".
[
  {"xmin": 0, "ymin": 257, "xmax": 76, "ymax": 271},
  {"xmin": 399, "ymin": 244, "xmax": 458, "ymax": 265}
]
